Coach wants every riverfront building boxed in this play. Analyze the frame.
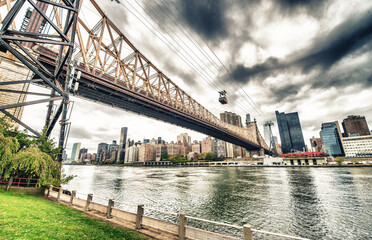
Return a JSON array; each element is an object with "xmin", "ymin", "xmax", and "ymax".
[
  {"xmin": 320, "ymin": 122, "xmax": 344, "ymax": 156},
  {"xmin": 78, "ymin": 148, "xmax": 88, "ymax": 160},
  {"xmin": 109, "ymin": 140, "xmax": 120, "ymax": 153},
  {"xmin": 97, "ymin": 143, "xmax": 109, "ymax": 161},
  {"xmin": 124, "ymin": 145, "xmax": 139, "ymax": 162},
  {"xmin": 342, "ymin": 115, "xmax": 370, "ymax": 137},
  {"xmin": 70, "ymin": 143, "xmax": 81, "ymax": 161},
  {"xmin": 177, "ymin": 133, "xmax": 191, "ymax": 144},
  {"xmin": 201, "ymin": 136, "xmax": 214, "ymax": 153},
  {"xmin": 275, "ymin": 111, "xmax": 306, "ymax": 153},
  {"xmin": 213, "ymin": 139, "xmax": 226, "ymax": 158},
  {"xmin": 191, "ymin": 141, "xmax": 201, "ymax": 153},
  {"xmin": 155, "ymin": 144, "xmax": 167, "ymax": 161},
  {"xmin": 342, "ymin": 135, "xmax": 372, "ymax": 158}
]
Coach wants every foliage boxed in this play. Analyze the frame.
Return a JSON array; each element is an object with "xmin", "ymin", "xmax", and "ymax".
[
  {"xmin": 169, "ymin": 154, "xmax": 186, "ymax": 161},
  {"xmin": 0, "ymin": 116, "xmax": 70, "ymax": 187},
  {"xmin": 33, "ymin": 128, "xmax": 61, "ymax": 160},
  {"xmin": 4, "ymin": 147, "xmax": 64, "ymax": 186},
  {"xmin": 0, "ymin": 132, "xmax": 20, "ymax": 177},
  {"xmin": 0, "ymin": 117, "xmax": 32, "ymax": 150},
  {"xmin": 198, "ymin": 152, "xmax": 215, "ymax": 160},
  {"xmin": 335, "ymin": 157, "xmax": 344, "ymax": 166},
  {"xmin": 161, "ymin": 151, "xmax": 169, "ymax": 161},
  {"xmin": 0, "ymin": 189, "xmax": 149, "ymax": 240}
]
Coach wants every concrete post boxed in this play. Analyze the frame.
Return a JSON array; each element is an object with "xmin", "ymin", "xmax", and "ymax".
[
  {"xmin": 47, "ymin": 185, "xmax": 53, "ymax": 198},
  {"xmin": 178, "ymin": 212, "xmax": 187, "ymax": 240},
  {"xmin": 69, "ymin": 190, "xmax": 76, "ymax": 205},
  {"xmin": 243, "ymin": 224, "xmax": 253, "ymax": 240},
  {"xmin": 57, "ymin": 187, "xmax": 63, "ymax": 201},
  {"xmin": 85, "ymin": 194, "xmax": 93, "ymax": 211},
  {"xmin": 136, "ymin": 204, "xmax": 144, "ymax": 229},
  {"xmin": 106, "ymin": 199, "xmax": 114, "ymax": 219},
  {"xmin": 43, "ymin": 188, "xmax": 48, "ymax": 198}
]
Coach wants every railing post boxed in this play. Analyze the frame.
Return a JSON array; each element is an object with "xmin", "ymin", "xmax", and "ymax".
[
  {"xmin": 69, "ymin": 190, "xmax": 76, "ymax": 205},
  {"xmin": 243, "ymin": 224, "xmax": 253, "ymax": 240},
  {"xmin": 43, "ymin": 188, "xmax": 48, "ymax": 198},
  {"xmin": 178, "ymin": 212, "xmax": 187, "ymax": 240},
  {"xmin": 47, "ymin": 185, "xmax": 53, "ymax": 198},
  {"xmin": 106, "ymin": 199, "xmax": 114, "ymax": 219},
  {"xmin": 85, "ymin": 194, "xmax": 93, "ymax": 211},
  {"xmin": 57, "ymin": 187, "xmax": 63, "ymax": 201},
  {"xmin": 136, "ymin": 204, "xmax": 144, "ymax": 229}
]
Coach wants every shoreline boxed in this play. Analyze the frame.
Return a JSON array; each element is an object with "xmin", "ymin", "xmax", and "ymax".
[{"xmin": 63, "ymin": 163, "xmax": 372, "ymax": 168}]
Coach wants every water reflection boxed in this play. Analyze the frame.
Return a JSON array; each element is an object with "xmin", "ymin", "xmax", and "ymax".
[
  {"xmin": 287, "ymin": 168, "xmax": 328, "ymax": 239},
  {"xmin": 63, "ymin": 166, "xmax": 372, "ymax": 239}
]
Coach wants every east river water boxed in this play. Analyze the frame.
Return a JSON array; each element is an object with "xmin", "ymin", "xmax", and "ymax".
[{"xmin": 62, "ymin": 166, "xmax": 372, "ymax": 240}]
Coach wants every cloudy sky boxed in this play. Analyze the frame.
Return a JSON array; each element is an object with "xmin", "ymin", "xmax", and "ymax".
[{"xmin": 20, "ymin": 0, "xmax": 372, "ymax": 155}]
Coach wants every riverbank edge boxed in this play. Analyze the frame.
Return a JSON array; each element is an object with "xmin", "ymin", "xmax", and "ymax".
[
  {"xmin": 46, "ymin": 187, "xmax": 239, "ymax": 240},
  {"xmin": 0, "ymin": 189, "xmax": 150, "ymax": 240}
]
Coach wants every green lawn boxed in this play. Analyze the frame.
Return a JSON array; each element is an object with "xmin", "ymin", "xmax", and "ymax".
[{"xmin": 0, "ymin": 189, "xmax": 149, "ymax": 240}]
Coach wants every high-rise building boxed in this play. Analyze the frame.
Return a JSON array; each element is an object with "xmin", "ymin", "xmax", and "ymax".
[
  {"xmin": 78, "ymin": 148, "xmax": 88, "ymax": 160},
  {"xmin": 201, "ymin": 137, "xmax": 214, "ymax": 153},
  {"xmin": 70, "ymin": 142, "xmax": 81, "ymax": 161},
  {"xmin": 138, "ymin": 143, "xmax": 156, "ymax": 162},
  {"xmin": 155, "ymin": 144, "xmax": 167, "ymax": 161},
  {"xmin": 342, "ymin": 115, "xmax": 370, "ymax": 137},
  {"xmin": 246, "ymin": 113, "xmax": 251, "ymax": 125},
  {"xmin": 226, "ymin": 142, "xmax": 234, "ymax": 158},
  {"xmin": 213, "ymin": 139, "xmax": 226, "ymax": 158},
  {"xmin": 124, "ymin": 145, "xmax": 139, "ymax": 163},
  {"xmin": 320, "ymin": 122, "xmax": 344, "ymax": 156},
  {"xmin": 177, "ymin": 133, "xmax": 191, "ymax": 144},
  {"xmin": 275, "ymin": 111, "xmax": 305, "ymax": 154},
  {"xmin": 220, "ymin": 111, "xmax": 243, "ymax": 127},
  {"xmin": 97, "ymin": 143, "xmax": 109, "ymax": 161},
  {"xmin": 109, "ymin": 140, "xmax": 120, "ymax": 153},
  {"xmin": 167, "ymin": 142, "xmax": 180, "ymax": 155},
  {"xmin": 192, "ymin": 142, "xmax": 201, "ymax": 153},
  {"xmin": 309, "ymin": 137, "xmax": 324, "ymax": 152},
  {"xmin": 119, "ymin": 127, "xmax": 128, "ymax": 149}
]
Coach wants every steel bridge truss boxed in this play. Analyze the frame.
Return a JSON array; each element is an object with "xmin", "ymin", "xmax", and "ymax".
[
  {"xmin": 69, "ymin": 0, "xmax": 268, "ymax": 152},
  {"xmin": 0, "ymin": 0, "xmax": 80, "ymax": 156}
]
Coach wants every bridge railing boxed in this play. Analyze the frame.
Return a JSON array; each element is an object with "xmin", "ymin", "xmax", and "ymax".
[{"xmin": 46, "ymin": 185, "xmax": 310, "ymax": 240}]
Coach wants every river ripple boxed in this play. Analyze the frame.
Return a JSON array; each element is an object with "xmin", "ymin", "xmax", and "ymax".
[{"xmin": 62, "ymin": 166, "xmax": 372, "ymax": 240}]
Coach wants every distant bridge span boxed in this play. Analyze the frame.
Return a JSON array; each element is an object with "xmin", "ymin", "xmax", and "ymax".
[{"xmin": 0, "ymin": 0, "xmax": 270, "ymax": 154}]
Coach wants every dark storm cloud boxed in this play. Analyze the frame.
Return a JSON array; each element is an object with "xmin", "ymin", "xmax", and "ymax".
[
  {"xmin": 275, "ymin": 0, "xmax": 331, "ymax": 17},
  {"xmin": 177, "ymin": 0, "xmax": 228, "ymax": 41},
  {"xmin": 231, "ymin": 9, "xmax": 372, "ymax": 86}
]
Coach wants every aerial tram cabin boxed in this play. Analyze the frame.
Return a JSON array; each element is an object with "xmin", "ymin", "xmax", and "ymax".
[{"xmin": 219, "ymin": 90, "xmax": 228, "ymax": 104}]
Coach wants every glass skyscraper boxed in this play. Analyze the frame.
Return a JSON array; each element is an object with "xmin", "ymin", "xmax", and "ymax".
[
  {"xmin": 119, "ymin": 127, "xmax": 128, "ymax": 149},
  {"xmin": 320, "ymin": 122, "xmax": 344, "ymax": 156},
  {"xmin": 275, "ymin": 111, "xmax": 305, "ymax": 154},
  {"xmin": 70, "ymin": 142, "xmax": 81, "ymax": 161}
]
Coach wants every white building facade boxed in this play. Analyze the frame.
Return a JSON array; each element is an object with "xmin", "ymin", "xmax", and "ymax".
[{"xmin": 342, "ymin": 135, "xmax": 372, "ymax": 158}]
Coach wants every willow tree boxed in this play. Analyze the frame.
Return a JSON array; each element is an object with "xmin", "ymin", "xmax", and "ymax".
[
  {"xmin": 0, "ymin": 117, "xmax": 70, "ymax": 190},
  {"xmin": 0, "ymin": 132, "xmax": 20, "ymax": 190},
  {"xmin": 10, "ymin": 147, "xmax": 64, "ymax": 186}
]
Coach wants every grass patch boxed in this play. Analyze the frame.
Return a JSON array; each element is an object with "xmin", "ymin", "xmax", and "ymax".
[{"xmin": 0, "ymin": 189, "xmax": 149, "ymax": 240}]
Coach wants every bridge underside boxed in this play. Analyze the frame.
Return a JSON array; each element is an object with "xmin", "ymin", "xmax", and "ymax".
[{"xmin": 38, "ymin": 53, "xmax": 267, "ymax": 152}]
